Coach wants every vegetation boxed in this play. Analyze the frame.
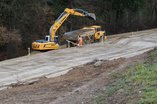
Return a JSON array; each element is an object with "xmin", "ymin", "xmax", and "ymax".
[
  {"xmin": 94, "ymin": 48, "xmax": 157, "ymax": 104},
  {"xmin": 0, "ymin": 27, "xmax": 23, "ymax": 60},
  {"xmin": 0, "ymin": 0, "xmax": 157, "ymax": 60}
]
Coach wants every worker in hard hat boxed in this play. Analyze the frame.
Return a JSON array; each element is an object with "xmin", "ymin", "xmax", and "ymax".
[{"xmin": 78, "ymin": 35, "xmax": 83, "ymax": 47}]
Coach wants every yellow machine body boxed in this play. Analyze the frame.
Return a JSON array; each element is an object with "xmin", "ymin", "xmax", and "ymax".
[
  {"xmin": 84, "ymin": 26, "xmax": 105, "ymax": 40},
  {"xmin": 32, "ymin": 41, "xmax": 59, "ymax": 51},
  {"xmin": 90, "ymin": 26, "xmax": 105, "ymax": 40}
]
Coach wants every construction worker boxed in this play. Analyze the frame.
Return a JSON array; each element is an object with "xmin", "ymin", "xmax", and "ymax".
[
  {"xmin": 104, "ymin": 35, "xmax": 107, "ymax": 41},
  {"xmin": 78, "ymin": 35, "xmax": 83, "ymax": 47}
]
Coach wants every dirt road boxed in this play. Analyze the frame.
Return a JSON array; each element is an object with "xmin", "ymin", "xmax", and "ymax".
[
  {"xmin": 0, "ymin": 29, "xmax": 157, "ymax": 88},
  {"xmin": 0, "ymin": 51, "xmax": 148, "ymax": 104}
]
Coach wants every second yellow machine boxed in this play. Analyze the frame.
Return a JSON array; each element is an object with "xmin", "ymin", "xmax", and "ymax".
[{"xmin": 32, "ymin": 8, "xmax": 96, "ymax": 51}]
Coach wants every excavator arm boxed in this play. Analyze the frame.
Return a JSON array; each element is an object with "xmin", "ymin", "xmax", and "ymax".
[{"xmin": 49, "ymin": 8, "xmax": 96, "ymax": 42}]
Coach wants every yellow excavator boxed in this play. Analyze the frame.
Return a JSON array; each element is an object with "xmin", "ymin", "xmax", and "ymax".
[{"xmin": 32, "ymin": 8, "xmax": 96, "ymax": 50}]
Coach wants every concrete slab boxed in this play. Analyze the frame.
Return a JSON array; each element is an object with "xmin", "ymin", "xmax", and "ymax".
[{"xmin": 1, "ymin": 29, "xmax": 157, "ymax": 87}]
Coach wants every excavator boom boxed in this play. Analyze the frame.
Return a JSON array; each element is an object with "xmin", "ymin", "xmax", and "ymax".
[
  {"xmin": 49, "ymin": 8, "xmax": 96, "ymax": 42},
  {"xmin": 32, "ymin": 8, "xmax": 96, "ymax": 50}
]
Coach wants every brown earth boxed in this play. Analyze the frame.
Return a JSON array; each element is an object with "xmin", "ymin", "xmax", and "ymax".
[{"xmin": 0, "ymin": 51, "xmax": 148, "ymax": 104}]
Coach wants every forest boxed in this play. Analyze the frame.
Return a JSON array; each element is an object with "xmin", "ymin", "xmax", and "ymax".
[{"xmin": 0, "ymin": 0, "xmax": 157, "ymax": 60}]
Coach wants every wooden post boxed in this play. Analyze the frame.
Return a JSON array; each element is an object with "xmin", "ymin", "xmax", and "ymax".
[
  {"xmin": 102, "ymin": 35, "xmax": 104, "ymax": 43},
  {"xmin": 68, "ymin": 41, "xmax": 70, "ymax": 48},
  {"xmin": 28, "ymin": 48, "xmax": 30, "ymax": 56}
]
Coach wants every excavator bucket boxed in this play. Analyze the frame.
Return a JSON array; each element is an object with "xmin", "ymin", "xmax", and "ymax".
[
  {"xmin": 74, "ymin": 9, "xmax": 96, "ymax": 20},
  {"xmin": 86, "ymin": 13, "xmax": 96, "ymax": 20}
]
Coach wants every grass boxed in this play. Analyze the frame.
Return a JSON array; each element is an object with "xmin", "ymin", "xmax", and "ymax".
[
  {"xmin": 94, "ymin": 48, "xmax": 157, "ymax": 104},
  {"xmin": 136, "ymin": 63, "xmax": 157, "ymax": 104}
]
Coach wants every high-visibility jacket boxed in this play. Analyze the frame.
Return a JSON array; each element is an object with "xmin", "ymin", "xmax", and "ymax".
[{"xmin": 78, "ymin": 37, "xmax": 83, "ymax": 46}]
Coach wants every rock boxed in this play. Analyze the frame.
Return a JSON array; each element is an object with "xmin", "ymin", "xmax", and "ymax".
[
  {"xmin": 94, "ymin": 60, "xmax": 102, "ymax": 67},
  {"xmin": 117, "ymin": 89, "xmax": 124, "ymax": 94}
]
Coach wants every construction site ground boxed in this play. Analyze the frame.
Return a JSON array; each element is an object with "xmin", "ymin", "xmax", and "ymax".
[
  {"xmin": 0, "ymin": 50, "xmax": 154, "ymax": 104},
  {"xmin": 0, "ymin": 29, "xmax": 157, "ymax": 103}
]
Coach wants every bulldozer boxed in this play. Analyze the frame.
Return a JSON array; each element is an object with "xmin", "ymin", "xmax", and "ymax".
[{"xmin": 32, "ymin": 8, "xmax": 96, "ymax": 51}]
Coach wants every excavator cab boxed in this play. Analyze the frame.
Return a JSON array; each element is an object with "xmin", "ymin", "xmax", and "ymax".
[
  {"xmin": 45, "ymin": 35, "xmax": 58, "ymax": 43},
  {"xmin": 45, "ymin": 35, "xmax": 50, "ymax": 42}
]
